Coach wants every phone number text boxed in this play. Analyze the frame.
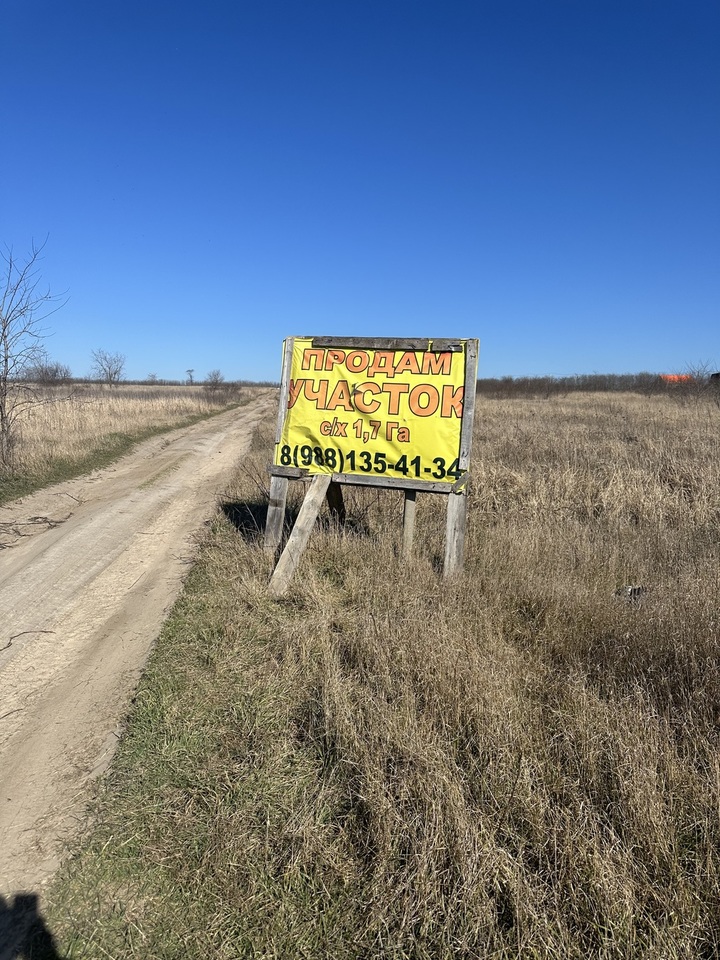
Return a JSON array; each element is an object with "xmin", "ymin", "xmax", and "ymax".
[{"xmin": 277, "ymin": 444, "xmax": 462, "ymax": 480}]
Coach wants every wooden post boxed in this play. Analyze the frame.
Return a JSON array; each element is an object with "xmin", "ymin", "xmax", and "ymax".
[
  {"xmin": 265, "ymin": 338, "xmax": 295, "ymax": 552},
  {"xmin": 441, "ymin": 337, "xmax": 477, "ymax": 577},
  {"xmin": 402, "ymin": 489, "xmax": 417, "ymax": 559},
  {"xmin": 269, "ymin": 474, "xmax": 332, "ymax": 596},
  {"xmin": 443, "ymin": 490, "xmax": 468, "ymax": 576},
  {"xmin": 326, "ymin": 480, "xmax": 346, "ymax": 524},
  {"xmin": 264, "ymin": 474, "xmax": 289, "ymax": 552},
  {"xmin": 457, "ymin": 338, "xmax": 478, "ymax": 475}
]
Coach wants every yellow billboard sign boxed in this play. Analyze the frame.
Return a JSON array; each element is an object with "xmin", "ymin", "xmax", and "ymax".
[{"xmin": 273, "ymin": 337, "xmax": 478, "ymax": 485}]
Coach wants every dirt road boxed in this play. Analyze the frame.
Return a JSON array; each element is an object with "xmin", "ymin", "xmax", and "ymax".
[{"xmin": 0, "ymin": 392, "xmax": 276, "ymax": 894}]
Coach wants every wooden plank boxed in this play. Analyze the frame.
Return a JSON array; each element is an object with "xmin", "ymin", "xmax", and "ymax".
[
  {"xmin": 402, "ymin": 489, "xmax": 417, "ymax": 559},
  {"xmin": 264, "ymin": 474, "xmax": 289, "ymax": 552},
  {"xmin": 326, "ymin": 472, "xmax": 453, "ymax": 494},
  {"xmin": 269, "ymin": 474, "xmax": 332, "ymax": 596},
  {"xmin": 268, "ymin": 464, "xmax": 307, "ymax": 479},
  {"xmin": 310, "ymin": 337, "xmax": 463, "ymax": 352},
  {"xmin": 269, "ymin": 467, "xmax": 454, "ymax": 494},
  {"xmin": 451, "ymin": 471, "xmax": 471, "ymax": 493},
  {"xmin": 444, "ymin": 491, "xmax": 468, "ymax": 577},
  {"xmin": 326, "ymin": 481, "xmax": 346, "ymax": 523},
  {"xmin": 273, "ymin": 336, "xmax": 295, "ymax": 445},
  {"xmin": 273, "ymin": 474, "xmax": 469, "ymax": 495}
]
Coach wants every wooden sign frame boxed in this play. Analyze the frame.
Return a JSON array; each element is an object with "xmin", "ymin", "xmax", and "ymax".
[{"xmin": 265, "ymin": 336, "xmax": 479, "ymax": 595}]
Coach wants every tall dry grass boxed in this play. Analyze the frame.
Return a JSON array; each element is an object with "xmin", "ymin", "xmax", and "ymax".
[
  {"xmin": 48, "ymin": 390, "xmax": 720, "ymax": 958},
  {"xmin": 0, "ymin": 382, "xmax": 246, "ymax": 492}
]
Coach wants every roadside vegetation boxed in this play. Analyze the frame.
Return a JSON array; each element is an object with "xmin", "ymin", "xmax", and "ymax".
[
  {"xmin": 0, "ymin": 382, "xmax": 252, "ymax": 506},
  {"xmin": 45, "ymin": 388, "xmax": 720, "ymax": 958}
]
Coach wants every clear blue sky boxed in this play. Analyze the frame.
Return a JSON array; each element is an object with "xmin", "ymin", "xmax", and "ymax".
[{"xmin": 3, "ymin": 0, "xmax": 718, "ymax": 382}]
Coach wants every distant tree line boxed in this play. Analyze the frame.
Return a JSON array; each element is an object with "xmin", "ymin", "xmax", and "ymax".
[
  {"xmin": 21, "ymin": 351, "xmax": 72, "ymax": 384},
  {"xmin": 14, "ymin": 368, "xmax": 277, "ymax": 389},
  {"xmin": 475, "ymin": 371, "xmax": 720, "ymax": 399}
]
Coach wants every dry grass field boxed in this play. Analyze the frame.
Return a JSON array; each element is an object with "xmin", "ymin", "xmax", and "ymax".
[
  {"xmin": 46, "ymin": 388, "xmax": 720, "ymax": 958},
  {"xmin": 0, "ymin": 382, "xmax": 247, "ymax": 502}
]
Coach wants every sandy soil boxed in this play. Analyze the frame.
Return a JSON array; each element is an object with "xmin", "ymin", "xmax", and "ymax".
[{"xmin": 0, "ymin": 392, "xmax": 276, "ymax": 895}]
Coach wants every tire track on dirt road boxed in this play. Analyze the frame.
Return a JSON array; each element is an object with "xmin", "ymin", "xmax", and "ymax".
[{"xmin": 0, "ymin": 391, "xmax": 276, "ymax": 893}]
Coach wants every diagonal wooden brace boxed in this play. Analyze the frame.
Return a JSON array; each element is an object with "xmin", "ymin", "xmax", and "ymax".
[{"xmin": 268, "ymin": 474, "xmax": 332, "ymax": 596}]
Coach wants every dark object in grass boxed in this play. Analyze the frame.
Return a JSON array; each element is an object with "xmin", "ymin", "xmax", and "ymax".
[{"xmin": 615, "ymin": 584, "xmax": 646, "ymax": 603}]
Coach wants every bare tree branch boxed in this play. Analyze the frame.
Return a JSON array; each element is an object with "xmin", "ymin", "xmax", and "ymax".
[
  {"xmin": 90, "ymin": 348, "xmax": 126, "ymax": 385},
  {"xmin": 0, "ymin": 240, "xmax": 69, "ymax": 468}
]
